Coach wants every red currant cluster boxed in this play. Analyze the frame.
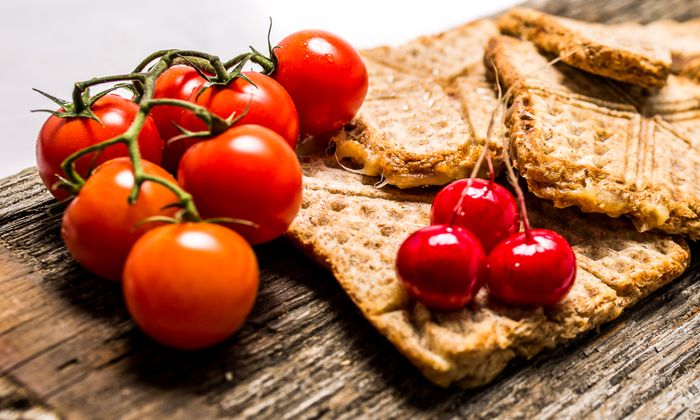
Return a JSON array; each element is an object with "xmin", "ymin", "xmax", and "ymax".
[{"xmin": 396, "ymin": 177, "xmax": 577, "ymax": 310}]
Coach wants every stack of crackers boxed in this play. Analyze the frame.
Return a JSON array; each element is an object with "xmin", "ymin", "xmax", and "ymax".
[{"xmin": 287, "ymin": 8, "xmax": 699, "ymax": 387}]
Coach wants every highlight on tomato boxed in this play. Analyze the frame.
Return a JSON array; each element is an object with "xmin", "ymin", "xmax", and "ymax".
[{"xmin": 123, "ymin": 222, "xmax": 259, "ymax": 350}]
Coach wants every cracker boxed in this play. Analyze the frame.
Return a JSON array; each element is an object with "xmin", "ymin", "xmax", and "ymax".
[
  {"xmin": 287, "ymin": 157, "xmax": 689, "ymax": 387},
  {"xmin": 498, "ymin": 8, "xmax": 671, "ymax": 88},
  {"xmin": 332, "ymin": 20, "xmax": 502, "ymax": 189},
  {"xmin": 487, "ymin": 35, "xmax": 700, "ymax": 238}
]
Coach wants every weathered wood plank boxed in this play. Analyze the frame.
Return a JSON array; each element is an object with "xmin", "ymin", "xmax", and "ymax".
[
  {"xmin": 0, "ymin": 374, "xmax": 59, "ymax": 420},
  {"xmin": 2, "ymin": 168, "xmax": 699, "ymax": 419},
  {"xmin": 2, "ymin": 0, "xmax": 700, "ymax": 417}
]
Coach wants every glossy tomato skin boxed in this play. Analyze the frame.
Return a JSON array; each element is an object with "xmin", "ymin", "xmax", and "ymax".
[
  {"xmin": 123, "ymin": 223, "xmax": 259, "ymax": 350},
  {"xmin": 396, "ymin": 225, "xmax": 486, "ymax": 310},
  {"xmin": 274, "ymin": 30, "xmax": 368, "ymax": 136},
  {"xmin": 177, "ymin": 125, "xmax": 303, "ymax": 245},
  {"xmin": 151, "ymin": 64, "xmax": 207, "ymax": 141},
  {"xmin": 61, "ymin": 158, "xmax": 179, "ymax": 281},
  {"xmin": 486, "ymin": 229, "xmax": 576, "ymax": 307},
  {"xmin": 430, "ymin": 179, "xmax": 520, "ymax": 252},
  {"xmin": 177, "ymin": 71, "xmax": 298, "ymax": 150},
  {"xmin": 36, "ymin": 94, "xmax": 164, "ymax": 200}
]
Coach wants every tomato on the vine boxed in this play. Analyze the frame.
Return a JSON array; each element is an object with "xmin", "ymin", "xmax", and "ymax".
[
  {"xmin": 61, "ymin": 158, "xmax": 179, "ymax": 281},
  {"xmin": 151, "ymin": 64, "xmax": 207, "ymax": 141},
  {"xmin": 273, "ymin": 30, "xmax": 368, "ymax": 136},
  {"xmin": 171, "ymin": 71, "xmax": 299, "ymax": 171},
  {"xmin": 123, "ymin": 222, "xmax": 259, "ymax": 350},
  {"xmin": 36, "ymin": 94, "xmax": 164, "ymax": 200},
  {"xmin": 177, "ymin": 124, "xmax": 303, "ymax": 245}
]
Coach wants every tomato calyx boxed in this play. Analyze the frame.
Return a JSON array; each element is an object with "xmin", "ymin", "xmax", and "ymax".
[{"xmin": 31, "ymin": 86, "xmax": 118, "ymax": 124}]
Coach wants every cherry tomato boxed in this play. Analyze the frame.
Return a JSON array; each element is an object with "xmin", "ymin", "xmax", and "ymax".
[
  {"xmin": 177, "ymin": 124, "xmax": 303, "ymax": 245},
  {"xmin": 431, "ymin": 178, "xmax": 520, "ymax": 252},
  {"xmin": 123, "ymin": 222, "xmax": 259, "ymax": 350},
  {"xmin": 36, "ymin": 94, "xmax": 164, "ymax": 200},
  {"xmin": 274, "ymin": 30, "xmax": 368, "ymax": 136},
  {"xmin": 61, "ymin": 158, "xmax": 179, "ymax": 281},
  {"xmin": 173, "ymin": 71, "xmax": 299, "ymax": 171},
  {"xmin": 151, "ymin": 64, "xmax": 207, "ymax": 141},
  {"xmin": 396, "ymin": 225, "xmax": 485, "ymax": 310},
  {"xmin": 486, "ymin": 229, "xmax": 576, "ymax": 306}
]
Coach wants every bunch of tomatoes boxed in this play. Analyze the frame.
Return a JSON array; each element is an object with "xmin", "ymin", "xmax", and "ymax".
[
  {"xmin": 35, "ymin": 29, "xmax": 368, "ymax": 350},
  {"xmin": 396, "ymin": 176, "xmax": 577, "ymax": 310}
]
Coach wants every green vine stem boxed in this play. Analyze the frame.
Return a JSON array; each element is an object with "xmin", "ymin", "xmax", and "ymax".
[
  {"xmin": 56, "ymin": 49, "xmax": 247, "ymax": 222},
  {"xmin": 224, "ymin": 52, "xmax": 275, "ymax": 74}
]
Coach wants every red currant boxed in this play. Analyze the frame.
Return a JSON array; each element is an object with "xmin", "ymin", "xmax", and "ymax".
[
  {"xmin": 485, "ymin": 229, "xmax": 576, "ymax": 306},
  {"xmin": 430, "ymin": 178, "xmax": 519, "ymax": 252},
  {"xmin": 395, "ymin": 225, "xmax": 486, "ymax": 310}
]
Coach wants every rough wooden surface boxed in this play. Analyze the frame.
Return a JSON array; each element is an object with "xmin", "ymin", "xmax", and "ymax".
[{"xmin": 2, "ymin": 1, "xmax": 700, "ymax": 418}]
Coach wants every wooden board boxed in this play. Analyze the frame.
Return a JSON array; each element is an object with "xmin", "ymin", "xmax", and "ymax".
[{"xmin": 2, "ymin": 0, "xmax": 700, "ymax": 417}]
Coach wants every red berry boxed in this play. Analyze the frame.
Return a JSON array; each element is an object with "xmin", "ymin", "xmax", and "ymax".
[
  {"xmin": 395, "ymin": 225, "xmax": 486, "ymax": 310},
  {"xmin": 431, "ymin": 178, "xmax": 519, "ymax": 252},
  {"xmin": 485, "ymin": 229, "xmax": 576, "ymax": 306}
]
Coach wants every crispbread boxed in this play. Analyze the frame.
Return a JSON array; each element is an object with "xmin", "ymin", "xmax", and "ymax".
[
  {"xmin": 498, "ymin": 8, "xmax": 671, "ymax": 88},
  {"xmin": 331, "ymin": 20, "xmax": 503, "ymax": 189},
  {"xmin": 487, "ymin": 35, "xmax": 700, "ymax": 239},
  {"xmin": 362, "ymin": 19, "xmax": 499, "ymax": 83},
  {"xmin": 287, "ymin": 156, "xmax": 690, "ymax": 387},
  {"xmin": 645, "ymin": 18, "xmax": 700, "ymax": 78}
]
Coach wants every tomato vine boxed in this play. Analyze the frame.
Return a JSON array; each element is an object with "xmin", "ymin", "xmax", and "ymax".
[{"xmin": 41, "ymin": 49, "xmax": 259, "ymax": 222}]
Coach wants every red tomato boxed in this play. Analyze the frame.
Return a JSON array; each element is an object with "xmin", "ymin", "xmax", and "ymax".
[
  {"xmin": 172, "ymin": 71, "xmax": 299, "ymax": 171},
  {"xmin": 36, "ymin": 94, "xmax": 164, "ymax": 200},
  {"xmin": 61, "ymin": 158, "xmax": 179, "ymax": 281},
  {"xmin": 151, "ymin": 64, "xmax": 207, "ymax": 141},
  {"xmin": 274, "ymin": 30, "xmax": 368, "ymax": 136},
  {"xmin": 123, "ymin": 222, "xmax": 259, "ymax": 350},
  {"xmin": 177, "ymin": 124, "xmax": 303, "ymax": 245}
]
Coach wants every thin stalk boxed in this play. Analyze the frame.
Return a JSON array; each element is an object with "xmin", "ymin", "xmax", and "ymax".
[
  {"xmin": 60, "ymin": 136, "xmax": 128, "ymax": 186},
  {"xmin": 72, "ymin": 74, "xmax": 147, "ymax": 113},
  {"xmin": 224, "ymin": 52, "xmax": 275, "ymax": 74},
  {"xmin": 132, "ymin": 49, "xmax": 176, "ymax": 73}
]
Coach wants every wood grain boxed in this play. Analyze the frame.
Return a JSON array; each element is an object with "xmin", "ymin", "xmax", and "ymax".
[{"xmin": 2, "ymin": 0, "xmax": 700, "ymax": 418}]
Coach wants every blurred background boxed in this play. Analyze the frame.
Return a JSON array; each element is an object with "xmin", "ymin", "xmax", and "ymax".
[{"xmin": 0, "ymin": 0, "xmax": 520, "ymax": 177}]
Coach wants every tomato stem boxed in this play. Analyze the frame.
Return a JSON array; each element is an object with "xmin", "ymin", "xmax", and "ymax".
[
  {"xmin": 60, "ymin": 136, "xmax": 128, "ymax": 186},
  {"xmin": 132, "ymin": 49, "xmax": 176, "ymax": 73},
  {"xmin": 72, "ymin": 74, "xmax": 147, "ymax": 115},
  {"xmin": 224, "ymin": 52, "xmax": 275, "ymax": 75},
  {"xmin": 146, "ymin": 98, "xmax": 231, "ymax": 134},
  {"xmin": 57, "ymin": 50, "xmax": 237, "ymax": 222},
  {"xmin": 54, "ymin": 40, "xmax": 279, "ymax": 224}
]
